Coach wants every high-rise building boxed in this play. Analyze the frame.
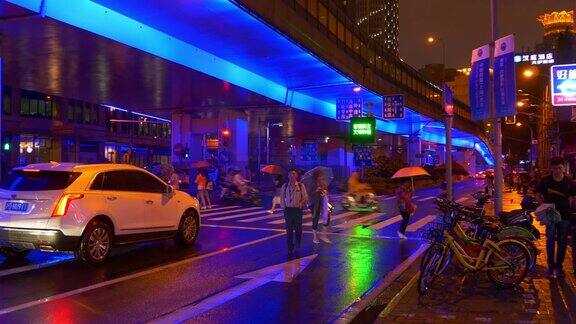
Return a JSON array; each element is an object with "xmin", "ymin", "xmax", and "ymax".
[
  {"xmin": 535, "ymin": 10, "xmax": 575, "ymax": 57},
  {"xmin": 339, "ymin": 0, "xmax": 399, "ymax": 55}
]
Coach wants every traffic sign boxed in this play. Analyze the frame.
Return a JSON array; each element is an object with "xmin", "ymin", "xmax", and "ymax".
[
  {"xmin": 382, "ymin": 95, "xmax": 404, "ymax": 119},
  {"xmin": 350, "ymin": 117, "xmax": 376, "ymax": 144},
  {"xmin": 336, "ymin": 97, "xmax": 363, "ymax": 121},
  {"xmin": 551, "ymin": 63, "xmax": 576, "ymax": 106},
  {"xmin": 353, "ymin": 145, "xmax": 374, "ymax": 167},
  {"xmin": 469, "ymin": 44, "xmax": 490, "ymax": 120}
]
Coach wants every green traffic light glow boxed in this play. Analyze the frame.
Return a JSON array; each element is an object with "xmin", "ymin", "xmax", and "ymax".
[
  {"xmin": 350, "ymin": 117, "xmax": 376, "ymax": 144},
  {"xmin": 3, "ymin": 143, "xmax": 9, "ymax": 151}
]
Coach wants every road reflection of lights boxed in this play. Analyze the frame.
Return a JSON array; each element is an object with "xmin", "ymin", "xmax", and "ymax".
[{"xmin": 346, "ymin": 235, "xmax": 377, "ymax": 292}]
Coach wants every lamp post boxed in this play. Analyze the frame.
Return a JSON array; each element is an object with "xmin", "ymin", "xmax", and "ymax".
[
  {"xmin": 426, "ymin": 35, "xmax": 453, "ymax": 200},
  {"xmin": 519, "ymin": 67, "xmax": 554, "ymax": 171}
]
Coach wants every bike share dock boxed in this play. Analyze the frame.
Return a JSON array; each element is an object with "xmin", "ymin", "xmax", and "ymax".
[{"xmin": 356, "ymin": 191, "xmax": 576, "ymax": 323}]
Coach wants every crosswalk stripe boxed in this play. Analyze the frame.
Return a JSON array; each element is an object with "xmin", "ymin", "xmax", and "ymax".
[
  {"xmin": 207, "ymin": 209, "xmax": 271, "ymax": 221},
  {"xmin": 406, "ymin": 215, "xmax": 437, "ymax": 232},
  {"xmin": 238, "ymin": 212, "xmax": 284, "ymax": 223},
  {"xmin": 201, "ymin": 205, "xmax": 240, "ymax": 212},
  {"xmin": 202, "ymin": 206, "xmax": 261, "ymax": 217},
  {"xmin": 303, "ymin": 211, "xmax": 357, "ymax": 226},
  {"xmin": 455, "ymin": 197, "xmax": 469, "ymax": 203},
  {"xmin": 412, "ymin": 195, "xmax": 420, "ymax": 199},
  {"xmin": 268, "ymin": 212, "xmax": 312, "ymax": 225},
  {"xmin": 368, "ymin": 215, "xmax": 402, "ymax": 230},
  {"xmin": 417, "ymin": 196, "xmax": 436, "ymax": 202},
  {"xmin": 382, "ymin": 196, "xmax": 396, "ymax": 201},
  {"xmin": 335, "ymin": 212, "xmax": 385, "ymax": 229}
]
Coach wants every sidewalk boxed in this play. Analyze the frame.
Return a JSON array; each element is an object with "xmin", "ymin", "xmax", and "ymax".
[{"xmin": 376, "ymin": 191, "xmax": 576, "ymax": 323}]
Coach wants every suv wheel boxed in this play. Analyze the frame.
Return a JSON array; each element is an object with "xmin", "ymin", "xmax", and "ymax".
[
  {"xmin": 175, "ymin": 211, "xmax": 199, "ymax": 246},
  {"xmin": 0, "ymin": 247, "xmax": 32, "ymax": 259},
  {"xmin": 77, "ymin": 221, "xmax": 112, "ymax": 265}
]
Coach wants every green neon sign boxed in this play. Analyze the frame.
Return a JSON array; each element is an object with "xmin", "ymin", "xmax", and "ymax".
[{"xmin": 350, "ymin": 117, "xmax": 375, "ymax": 144}]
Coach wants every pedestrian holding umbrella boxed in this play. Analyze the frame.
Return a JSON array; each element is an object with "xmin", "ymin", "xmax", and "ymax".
[
  {"xmin": 391, "ymin": 166, "xmax": 431, "ymax": 191},
  {"xmin": 261, "ymin": 165, "xmax": 284, "ymax": 175}
]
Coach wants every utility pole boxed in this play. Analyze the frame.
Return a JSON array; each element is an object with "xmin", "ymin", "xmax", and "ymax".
[{"xmin": 490, "ymin": 0, "xmax": 504, "ymax": 214}]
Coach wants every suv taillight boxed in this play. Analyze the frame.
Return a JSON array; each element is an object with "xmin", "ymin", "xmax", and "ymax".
[{"xmin": 52, "ymin": 194, "xmax": 84, "ymax": 217}]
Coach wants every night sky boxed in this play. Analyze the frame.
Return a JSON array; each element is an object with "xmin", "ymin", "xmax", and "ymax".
[{"xmin": 399, "ymin": 0, "xmax": 576, "ymax": 69}]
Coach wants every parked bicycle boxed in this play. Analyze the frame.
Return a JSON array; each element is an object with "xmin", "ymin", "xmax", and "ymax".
[{"xmin": 419, "ymin": 200, "xmax": 531, "ymax": 295}]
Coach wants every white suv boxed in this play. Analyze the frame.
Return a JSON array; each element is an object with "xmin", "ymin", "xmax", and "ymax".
[{"xmin": 0, "ymin": 163, "xmax": 200, "ymax": 264}]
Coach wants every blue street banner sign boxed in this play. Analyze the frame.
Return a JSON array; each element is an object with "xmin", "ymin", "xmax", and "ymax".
[
  {"xmin": 443, "ymin": 84, "xmax": 454, "ymax": 115},
  {"xmin": 382, "ymin": 95, "xmax": 404, "ymax": 119},
  {"xmin": 353, "ymin": 145, "xmax": 374, "ymax": 167},
  {"xmin": 336, "ymin": 97, "xmax": 363, "ymax": 121},
  {"xmin": 494, "ymin": 34, "xmax": 517, "ymax": 118},
  {"xmin": 469, "ymin": 44, "xmax": 490, "ymax": 121},
  {"xmin": 550, "ymin": 64, "xmax": 576, "ymax": 107}
]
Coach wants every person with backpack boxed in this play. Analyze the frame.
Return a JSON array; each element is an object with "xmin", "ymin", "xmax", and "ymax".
[{"xmin": 280, "ymin": 169, "xmax": 308, "ymax": 255}]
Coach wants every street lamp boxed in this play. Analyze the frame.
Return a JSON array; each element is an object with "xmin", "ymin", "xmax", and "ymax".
[
  {"xmin": 522, "ymin": 69, "xmax": 535, "ymax": 78},
  {"xmin": 426, "ymin": 34, "xmax": 452, "ymax": 200}
]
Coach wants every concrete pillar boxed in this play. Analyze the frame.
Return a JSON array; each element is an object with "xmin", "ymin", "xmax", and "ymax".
[
  {"xmin": 437, "ymin": 144, "xmax": 446, "ymax": 165},
  {"xmin": 407, "ymin": 135, "xmax": 421, "ymax": 166}
]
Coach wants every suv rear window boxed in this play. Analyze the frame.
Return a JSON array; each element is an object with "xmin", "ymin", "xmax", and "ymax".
[{"xmin": 0, "ymin": 170, "xmax": 81, "ymax": 191}]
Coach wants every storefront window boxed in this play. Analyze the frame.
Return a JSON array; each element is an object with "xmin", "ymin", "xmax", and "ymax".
[{"xmin": 18, "ymin": 135, "xmax": 55, "ymax": 165}]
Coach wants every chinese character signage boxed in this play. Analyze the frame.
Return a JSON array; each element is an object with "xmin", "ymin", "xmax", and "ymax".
[
  {"xmin": 336, "ymin": 97, "xmax": 363, "ymax": 121},
  {"xmin": 494, "ymin": 34, "xmax": 516, "ymax": 118},
  {"xmin": 550, "ymin": 64, "xmax": 576, "ymax": 107},
  {"xmin": 350, "ymin": 117, "xmax": 376, "ymax": 144},
  {"xmin": 382, "ymin": 95, "xmax": 404, "ymax": 119},
  {"xmin": 514, "ymin": 52, "xmax": 554, "ymax": 65},
  {"xmin": 353, "ymin": 145, "xmax": 374, "ymax": 167},
  {"xmin": 469, "ymin": 44, "xmax": 490, "ymax": 121},
  {"xmin": 300, "ymin": 140, "xmax": 319, "ymax": 161}
]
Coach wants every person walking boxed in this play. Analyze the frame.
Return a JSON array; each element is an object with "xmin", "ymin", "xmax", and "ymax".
[
  {"xmin": 396, "ymin": 180, "xmax": 415, "ymax": 239},
  {"xmin": 280, "ymin": 169, "xmax": 308, "ymax": 254},
  {"xmin": 195, "ymin": 169, "xmax": 211, "ymax": 210},
  {"xmin": 311, "ymin": 170, "xmax": 328, "ymax": 244},
  {"xmin": 268, "ymin": 174, "xmax": 284, "ymax": 214},
  {"xmin": 536, "ymin": 157, "xmax": 576, "ymax": 278}
]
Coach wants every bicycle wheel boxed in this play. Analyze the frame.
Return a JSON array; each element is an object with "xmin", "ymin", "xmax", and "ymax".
[
  {"xmin": 486, "ymin": 240, "xmax": 529, "ymax": 288},
  {"xmin": 418, "ymin": 243, "xmax": 448, "ymax": 295}
]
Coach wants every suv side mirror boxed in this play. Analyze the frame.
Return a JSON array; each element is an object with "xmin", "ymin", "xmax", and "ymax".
[{"xmin": 165, "ymin": 185, "xmax": 174, "ymax": 195}]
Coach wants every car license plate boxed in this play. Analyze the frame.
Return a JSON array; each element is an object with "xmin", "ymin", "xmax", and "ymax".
[{"xmin": 5, "ymin": 202, "xmax": 28, "ymax": 212}]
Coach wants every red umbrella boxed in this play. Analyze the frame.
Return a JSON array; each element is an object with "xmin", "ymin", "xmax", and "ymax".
[
  {"xmin": 190, "ymin": 160, "xmax": 211, "ymax": 169},
  {"xmin": 261, "ymin": 165, "xmax": 284, "ymax": 175}
]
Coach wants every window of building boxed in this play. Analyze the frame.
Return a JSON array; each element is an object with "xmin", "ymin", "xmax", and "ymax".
[
  {"xmin": 20, "ymin": 90, "xmax": 52, "ymax": 118},
  {"xmin": 318, "ymin": 3, "xmax": 327, "ymax": 27},
  {"xmin": 67, "ymin": 100, "xmax": 75, "ymax": 122},
  {"xmin": 83, "ymin": 102, "xmax": 91, "ymax": 124},
  {"xmin": 75, "ymin": 101, "xmax": 83, "ymax": 123},
  {"xmin": 328, "ymin": 12, "xmax": 337, "ymax": 35},
  {"xmin": 308, "ymin": 0, "xmax": 317, "ymax": 18},
  {"xmin": 3, "ymin": 86, "xmax": 11, "ymax": 115},
  {"xmin": 92, "ymin": 105, "xmax": 99, "ymax": 125}
]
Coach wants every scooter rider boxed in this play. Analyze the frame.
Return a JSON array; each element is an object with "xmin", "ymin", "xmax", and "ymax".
[{"xmin": 347, "ymin": 172, "xmax": 372, "ymax": 202}]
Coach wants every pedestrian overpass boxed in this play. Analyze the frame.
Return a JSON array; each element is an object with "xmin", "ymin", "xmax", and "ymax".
[{"xmin": 2, "ymin": 0, "xmax": 493, "ymax": 166}]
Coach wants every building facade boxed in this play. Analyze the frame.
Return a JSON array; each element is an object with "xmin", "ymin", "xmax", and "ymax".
[
  {"xmin": 338, "ymin": 0, "xmax": 399, "ymax": 55},
  {"xmin": 1, "ymin": 85, "xmax": 171, "ymax": 176}
]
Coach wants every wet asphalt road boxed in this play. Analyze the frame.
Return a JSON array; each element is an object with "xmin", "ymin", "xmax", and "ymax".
[{"xmin": 0, "ymin": 180, "xmax": 485, "ymax": 323}]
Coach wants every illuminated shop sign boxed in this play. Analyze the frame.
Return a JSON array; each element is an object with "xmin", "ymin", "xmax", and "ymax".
[{"xmin": 513, "ymin": 52, "xmax": 555, "ymax": 65}]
